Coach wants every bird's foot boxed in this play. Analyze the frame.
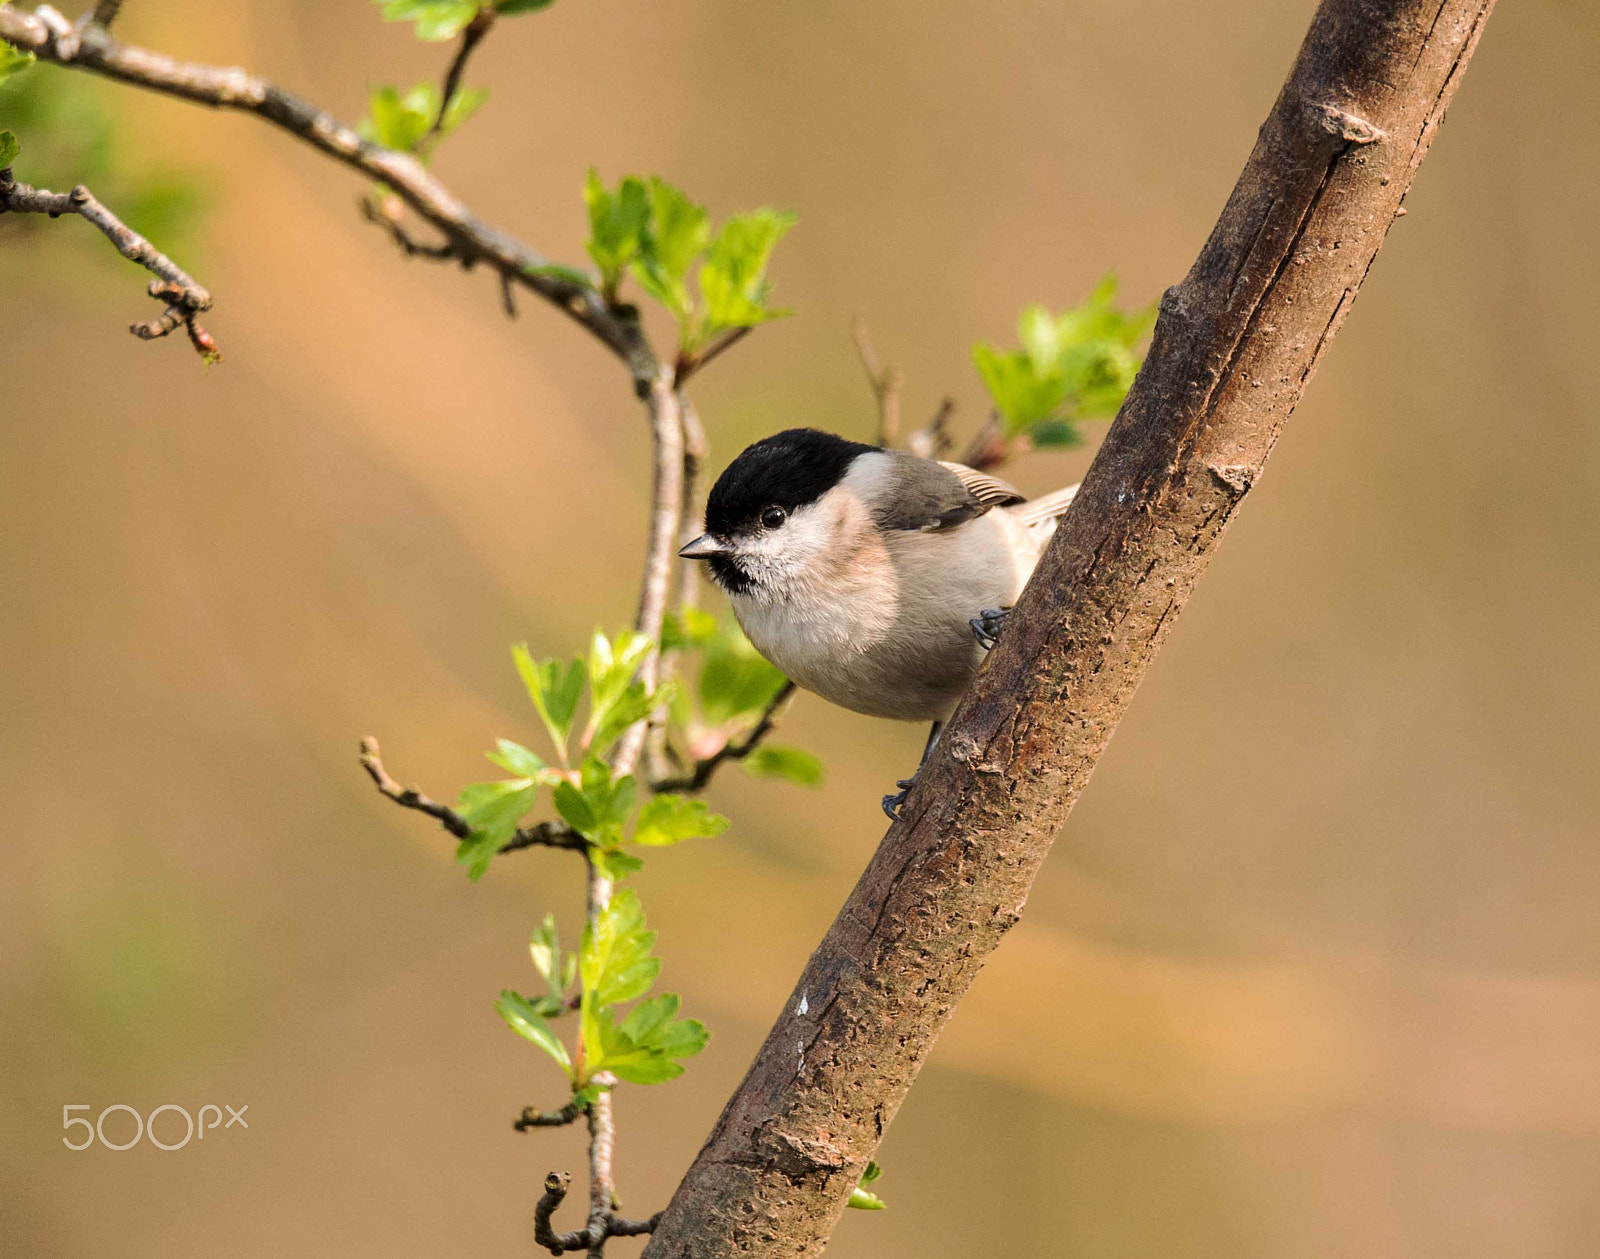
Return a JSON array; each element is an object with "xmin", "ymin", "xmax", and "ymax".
[
  {"xmin": 881, "ymin": 776, "xmax": 920, "ymax": 822},
  {"xmin": 970, "ymin": 606, "xmax": 1011, "ymax": 650}
]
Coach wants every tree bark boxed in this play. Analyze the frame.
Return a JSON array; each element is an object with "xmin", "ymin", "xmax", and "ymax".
[{"xmin": 643, "ymin": 0, "xmax": 1496, "ymax": 1254}]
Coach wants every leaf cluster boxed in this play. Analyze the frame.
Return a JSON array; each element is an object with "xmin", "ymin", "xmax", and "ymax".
[
  {"xmin": 496, "ymin": 891, "xmax": 709, "ymax": 1091},
  {"xmin": 661, "ymin": 610, "xmax": 822, "ymax": 788},
  {"xmin": 972, "ymin": 276, "xmax": 1154, "ymax": 446},
  {"xmin": 374, "ymin": 0, "xmax": 553, "ymax": 43},
  {"xmin": 358, "ymin": 81, "xmax": 486, "ymax": 156},
  {"xmin": 451, "ymin": 629, "xmax": 730, "ymax": 879},
  {"xmin": 583, "ymin": 172, "xmax": 797, "ymax": 355}
]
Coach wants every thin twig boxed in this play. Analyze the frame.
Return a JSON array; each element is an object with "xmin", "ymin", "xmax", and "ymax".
[
  {"xmin": 0, "ymin": 4, "xmax": 656, "ymax": 380},
  {"xmin": 906, "ymin": 397, "xmax": 956, "ymax": 461},
  {"xmin": 651, "ymin": 681, "xmax": 797, "ymax": 793},
  {"xmin": 357, "ymin": 194, "xmax": 461, "ymax": 260},
  {"xmin": 535, "ymin": 1173, "xmax": 590, "ymax": 1256},
  {"xmin": 425, "ymin": 7, "xmax": 495, "ymax": 146},
  {"xmin": 610, "ymin": 373, "xmax": 684, "ymax": 777},
  {"xmin": 0, "ymin": 171, "xmax": 219, "ymax": 359},
  {"xmin": 359, "ymin": 737, "xmax": 587, "ymax": 852},
  {"xmin": 674, "ymin": 325, "xmax": 750, "ymax": 385},
  {"xmin": 608, "ymin": 1214, "xmax": 663, "ymax": 1238},
  {"xmin": 515, "ymin": 1099, "xmax": 589, "ymax": 1131},
  {"xmin": 852, "ymin": 315, "xmax": 902, "ymax": 447},
  {"xmin": 532, "ymin": 1169, "xmax": 660, "ymax": 1255},
  {"xmin": 588, "ymin": 373, "xmax": 684, "ymax": 1251},
  {"xmin": 86, "ymin": 0, "xmax": 121, "ymax": 30},
  {"xmin": 957, "ymin": 407, "xmax": 1007, "ymax": 470},
  {"xmin": 584, "ymin": 1087, "xmax": 617, "ymax": 1257},
  {"xmin": 500, "ymin": 820, "xmax": 587, "ymax": 853},
  {"xmin": 649, "ymin": 389, "xmax": 710, "ymax": 783}
]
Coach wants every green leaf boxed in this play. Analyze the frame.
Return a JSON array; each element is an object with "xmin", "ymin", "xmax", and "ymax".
[
  {"xmin": 357, "ymin": 80, "xmax": 483, "ymax": 154},
  {"xmin": 439, "ymin": 85, "xmax": 488, "ymax": 136},
  {"xmin": 358, "ymin": 83, "xmax": 434, "ymax": 152},
  {"xmin": 972, "ymin": 277, "xmax": 1153, "ymax": 438},
  {"xmin": 588, "ymin": 628, "xmax": 654, "ymax": 715},
  {"xmin": 580, "ymin": 887, "xmax": 661, "ymax": 1009},
  {"xmin": 582, "ymin": 999, "xmax": 708, "ymax": 1086},
  {"xmin": 584, "ymin": 171, "xmax": 650, "ymax": 294},
  {"xmin": 648, "ymin": 1013, "xmax": 711, "ymax": 1060},
  {"xmin": 694, "ymin": 207, "xmax": 797, "ymax": 346},
  {"xmin": 971, "ymin": 340, "xmax": 1067, "ymax": 434},
  {"xmin": 512, "ymin": 644, "xmax": 585, "ymax": 759},
  {"xmin": 592, "ymin": 684, "xmax": 652, "ymax": 751},
  {"xmin": 0, "ymin": 42, "xmax": 34, "ymax": 86},
  {"xmin": 552, "ymin": 780, "xmax": 595, "ymax": 836},
  {"xmin": 0, "ymin": 129, "xmax": 17, "ymax": 169},
  {"xmin": 633, "ymin": 794, "xmax": 730, "ymax": 847},
  {"xmin": 486, "ymin": 738, "xmax": 547, "ymax": 778},
  {"xmin": 847, "ymin": 1161, "xmax": 887, "ymax": 1209},
  {"xmin": 739, "ymin": 745, "xmax": 824, "ymax": 788},
  {"xmin": 1028, "ymin": 418, "xmax": 1082, "ymax": 449},
  {"xmin": 589, "ymin": 846, "xmax": 645, "ymax": 881},
  {"xmin": 528, "ymin": 913, "xmax": 571, "ymax": 996},
  {"xmin": 374, "ymin": 0, "xmax": 481, "ymax": 41},
  {"xmin": 455, "ymin": 777, "xmax": 539, "ymax": 879},
  {"xmin": 698, "ymin": 619, "xmax": 789, "ymax": 726},
  {"xmin": 661, "ymin": 607, "xmax": 717, "ymax": 651},
  {"xmin": 496, "ymin": 990, "xmax": 573, "ymax": 1074},
  {"xmin": 631, "ymin": 177, "xmax": 711, "ymax": 323},
  {"xmin": 619, "ymin": 992, "xmax": 680, "ymax": 1045},
  {"xmin": 584, "ymin": 628, "xmax": 658, "ymax": 753},
  {"xmin": 555, "ymin": 758, "xmax": 637, "ymax": 846},
  {"xmin": 495, "ymin": 0, "xmax": 555, "ymax": 11}
]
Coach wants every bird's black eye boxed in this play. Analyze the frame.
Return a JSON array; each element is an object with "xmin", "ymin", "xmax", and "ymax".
[{"xmin": 760, "ymin": 506, "xmax": 788, "ymax": 529}]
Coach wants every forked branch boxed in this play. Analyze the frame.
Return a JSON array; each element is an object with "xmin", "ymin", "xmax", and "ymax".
[
  {"xmin": 0, "ymin": 3, "xmax": 655, "ymax": 379},
  {"xmin": 0, "ymin": 169, "xmax": 218, "ymax": 359}
]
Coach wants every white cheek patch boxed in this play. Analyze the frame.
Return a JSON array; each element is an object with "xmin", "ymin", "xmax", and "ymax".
[{"xmin": 730, "ymin": 485, "xmax": 867, "ymax": 598}]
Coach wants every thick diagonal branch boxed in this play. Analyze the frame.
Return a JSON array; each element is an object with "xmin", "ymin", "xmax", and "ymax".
[
  {"xmin": 642, "ymin": 1, "xmax": 1498, "ymax": 1255},
  {"xmin": 0, "ymin": 170, "xmax": 218, "ymax": 358},
  {"xmin": 0, "ymin": 3, "xmax": 653, "ymax": 379}
]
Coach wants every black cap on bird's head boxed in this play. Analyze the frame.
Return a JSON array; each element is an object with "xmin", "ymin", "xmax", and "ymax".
[
  {"xmin": 678, "ymin": 429, "xmax": 878, "ymax": 589},
  {"xmin": 702, "ymin": 428, "xmax": 877, "ymax": 538}
]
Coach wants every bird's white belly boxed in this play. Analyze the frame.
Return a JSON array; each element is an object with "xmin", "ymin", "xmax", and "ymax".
[{"xmin": 730, "ymin": 512, "xmax": 1035, "ymax": 722}]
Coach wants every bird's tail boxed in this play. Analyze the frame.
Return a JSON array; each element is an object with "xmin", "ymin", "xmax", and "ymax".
[{"xmin": 1013, "ymin": 482, "xmax": 1080, "ymax": 530}]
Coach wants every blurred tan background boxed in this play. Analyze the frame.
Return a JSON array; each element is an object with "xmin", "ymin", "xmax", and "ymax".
[{"xmin": 3, "ymin": 0, "xmax": 1598, "ymax": 1254}]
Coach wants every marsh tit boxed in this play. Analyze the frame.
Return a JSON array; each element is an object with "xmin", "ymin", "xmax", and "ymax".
[{"xmin": 678, "ymin": 428, "xmax": 1078, "ymax": 817}]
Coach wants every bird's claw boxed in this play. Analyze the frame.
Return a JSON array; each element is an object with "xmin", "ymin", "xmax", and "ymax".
[
  {"xmin": 881, "ymin": 777, "xmax": 919, "ymax": 821},
  {"xmin": 970, "ymin": 606, "xmax": 1010, "ymax": 650}
]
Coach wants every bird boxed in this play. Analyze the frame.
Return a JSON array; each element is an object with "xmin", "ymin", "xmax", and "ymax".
[{"xmin": 678, "ymin": 427, "xmax": 1078, "ymax": 819}]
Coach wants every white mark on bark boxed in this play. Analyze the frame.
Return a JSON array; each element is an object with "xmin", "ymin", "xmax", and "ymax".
[{"xmin": 1313, "ymin": 102, "xmax": 1387, "ymax": 144}]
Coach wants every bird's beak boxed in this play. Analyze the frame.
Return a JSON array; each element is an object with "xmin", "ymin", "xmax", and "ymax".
[{"xmin": 678, "ymin": 533, "xmax": 733, "ymax": 560}]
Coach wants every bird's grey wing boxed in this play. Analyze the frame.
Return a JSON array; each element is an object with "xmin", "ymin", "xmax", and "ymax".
[
  {"xmin": 937, "ymin": 461, "xmax": 1028, "ymax": 508},
  {"xmin": 872, "ymin": 455, "xmax": 1024, "ymax": 532}
]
